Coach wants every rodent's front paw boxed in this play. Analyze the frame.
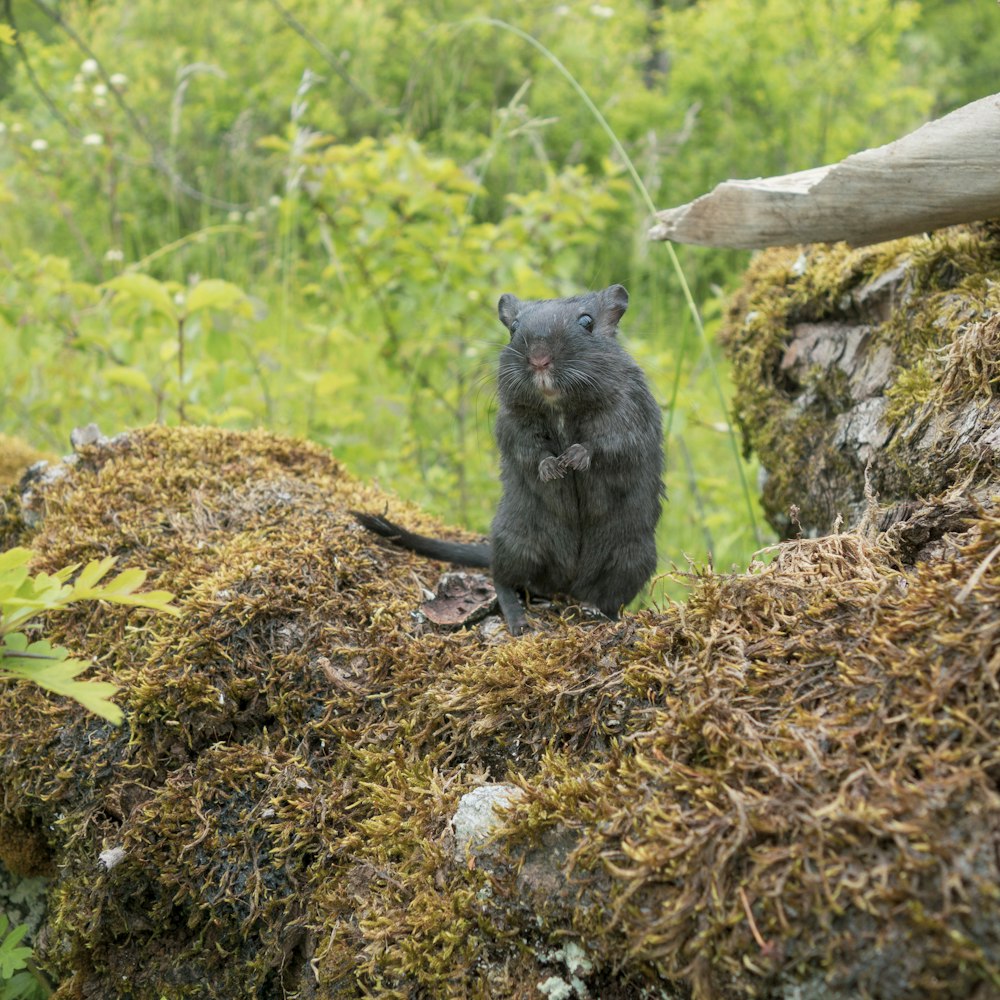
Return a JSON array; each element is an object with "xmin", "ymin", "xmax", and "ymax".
[
  {"xmin": 538, "ymin": 456, "xmax": 565, "ymax": 481},
  {"xmin": 558, "ymin": 443, "xmax": 590, "ymax": 472}
]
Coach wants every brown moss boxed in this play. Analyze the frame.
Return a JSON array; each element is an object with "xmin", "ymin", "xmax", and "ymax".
[
  {"xmin": 495, "ymin": 521, "xmax": 1000, "ymax": 998},
  {"xmin": 0, "ymin": 814, "xmax": 55, "ymax": 878},
  {"xmin": 49, "ymin": 975, "xmax": 85, "ymax": 1000},
  {"xmin": 2, "ymin": 425, "xmax": 1000, "ymax": 998}
]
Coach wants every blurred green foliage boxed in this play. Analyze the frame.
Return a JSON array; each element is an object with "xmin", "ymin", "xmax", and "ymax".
[
  {"xmin": 0, "ymin": 0, "xmax": 997, "ymax": 591},
  {"xmin": 0, "ymin": 913, "xmax": 48, "ymax": 999}
]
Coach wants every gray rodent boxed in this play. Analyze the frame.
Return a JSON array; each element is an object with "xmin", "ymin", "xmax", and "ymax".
[{"xmin": 353, "ymin": 283, "xmax": 664, "ymax": 634}]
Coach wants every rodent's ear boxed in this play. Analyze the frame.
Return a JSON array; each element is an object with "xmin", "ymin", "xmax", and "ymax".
[
  {"xmin": 497, "ymin": 293, "xmax": 520, "ymax": 332},
  {"xmin": 597, "ymin": 284, "xmax": 629, "ymax": 336}
]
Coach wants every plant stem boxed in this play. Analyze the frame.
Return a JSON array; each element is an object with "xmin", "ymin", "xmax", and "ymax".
[{"xmin": 177, "ymin": 315, "xmax": 186, "ymax": 422}]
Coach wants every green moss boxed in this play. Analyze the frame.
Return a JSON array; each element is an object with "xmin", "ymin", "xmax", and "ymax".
[
  {"xmin": 492, "ymin": 522, "xmax": 1000, "ymax": 997},
  {"xmin": 877, "ymin": 227, "xmax": 1000, "ymax": 371},
  {"xmin": 883, "ymin": 358, "xmax": 939, "ymax": 424},
  {"xmin": 721, "ymin": 240, "xmax": 909, "ymax": 532},
  {"xmin": 723, "ymin": 223, "xmax": 1000, "ymax": 533}
]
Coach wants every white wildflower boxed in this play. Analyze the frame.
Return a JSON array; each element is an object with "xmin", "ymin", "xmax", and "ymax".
[
  {"xmin": 0, "ymin": 122, "xmax": 6, "ymax": 135},
  {"xmin": 82, "ymin": 132, "xmax": 103, "ymax": 147},
  {"xmin": 30, "ymin": 138, "xmax": 48, "ymax": 152},
  {"xmin": 243, "ymin": 210, "xmax": 257, "ymax": 224},
  {"xmin": 227, "ymin": 210, "xmax": 242, "ymax": 223},
  {"xmin": 268, "ymin": 194, "xmax": 282, "ymax": 208},
  {"xmin": 103, "ymin": 248, "xmax": 124, "ymax": 263},
  {"xmin": 80, "ymin": 58, "xmax": 99, "ymax": 77},
  {"xmin": 590, "ymin": 3, "xmax": 614, "ymax": 17},
  {"xmin": 109, "ymin": 72, "xmax": 128, "ymax": 89},
  {"xmin": 92, "ymin": 83, "xmax": 108, "ymax": 97}
]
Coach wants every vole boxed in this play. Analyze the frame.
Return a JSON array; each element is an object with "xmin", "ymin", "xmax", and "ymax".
[{"xmin": 354, "ymin": 284, "xmax": 664, "ymax": 635}]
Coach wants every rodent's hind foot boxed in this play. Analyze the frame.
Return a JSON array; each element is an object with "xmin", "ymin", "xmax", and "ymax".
[
  {"xmin": 507, "ymin": 616, "xmax": 530, "ymax": 635},
  {"xmin": 495, "ymin": 581, "xmax": 530, "ymax": 635},
  {"xmin": 561, "ymin": 602, "xmax": 617, "ymax": 626}
]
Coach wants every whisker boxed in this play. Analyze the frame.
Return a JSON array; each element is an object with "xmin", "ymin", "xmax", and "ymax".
[{"xmin": 563, "ymin": 365, "xmax": 603, "ymax": 395}]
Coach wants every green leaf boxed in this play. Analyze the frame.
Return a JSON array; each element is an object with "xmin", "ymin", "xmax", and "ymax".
[
  {"xmin": 2, "ymin": 633, "xmax": 73, "ymax": 666},
  {"xmin": 103, "ymin": 273, "xmax": 178, "ymax": 323},
  {"xmin": 185, "ymin": 279, "xmax": 252, "ymax": 318},
  {"xmin": 1, "ymin": 969, "xmax": 45, "ymax": 1000},
  {"xmin": 69, "ymin": 563, "xmax": 179, "ymax": 614},
  {"xmin": 0, "ymin": 550, "xmax": 178, "ymax": 723},
  {"xmin": 68, "ymin": 556, "xmax": 117, "ymax": 593},
  {"xmin": 89, "ymin": 566, "xmax": 146, "ymax": 596},
  {"xmin": 1, "ymin": 635, "xmax": 123, "ymax": 725},
  {"xmin": 0, "ymin": 566, "xmax": 31, "ymax": 604},
  {"xmin": 0, "ymin": 548, "xmax": 32, "ymax": 572},
  {"xmin": 0, "ymin": 917, "xmax": 32, "ymax": 979},
  {"xmin": 0, "ymin": 554, "xmax": 75, "ymax": 633},
  {"xmin": 103, "ymin": 367, "xmax": 154, "ymax": 394},
  {"xmin": 0, "ymin": 25, "xmax": 15, "ymax": 47},
  {"xmin": 213, "ymin": 405, "xmax": 254, "ymax": 424}
]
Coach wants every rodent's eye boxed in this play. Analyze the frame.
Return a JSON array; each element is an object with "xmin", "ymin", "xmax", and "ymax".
[{"xmin": 578, "ymin": 314, "xmax": 594, "ymax": 330}]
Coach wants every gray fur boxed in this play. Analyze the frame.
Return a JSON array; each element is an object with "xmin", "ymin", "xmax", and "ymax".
[{"xmin": 353, "ymin": 284, "xmax": 664, "ymax": 634}]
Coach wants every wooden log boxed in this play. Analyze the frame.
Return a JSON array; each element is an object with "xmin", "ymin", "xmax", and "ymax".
[{"xmin": 649, "ymin": 93, "xmax": 1000, "ymax": 249}]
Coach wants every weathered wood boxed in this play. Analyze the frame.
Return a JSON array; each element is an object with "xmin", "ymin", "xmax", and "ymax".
[{"xmin": 649, "ymin": 93, "xmax": 1000, "ymax": 249}]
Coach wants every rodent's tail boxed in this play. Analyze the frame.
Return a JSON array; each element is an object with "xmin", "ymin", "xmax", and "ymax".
[{"xmin": 351, "ymin": 512, "xmax": 491, "ymax": 569}]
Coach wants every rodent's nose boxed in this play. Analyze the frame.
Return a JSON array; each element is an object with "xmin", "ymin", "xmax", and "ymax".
[{"xmin": 529, "ymin": 352, "xmax": 552, "ymax": 373}]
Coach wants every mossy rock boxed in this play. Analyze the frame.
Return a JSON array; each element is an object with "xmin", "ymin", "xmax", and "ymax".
[
  {"xmin": 722, "ymin": 221, "xmax": 1000, "ymax": 539},
  {"xmin": 2, "ymin": 424, "xmax": 999, "ymax": 999}
]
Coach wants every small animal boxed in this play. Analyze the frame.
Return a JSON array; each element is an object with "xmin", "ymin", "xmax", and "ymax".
[{"xmin": 354, "ymin": 284, "xmax": 664, "ymax": 634}]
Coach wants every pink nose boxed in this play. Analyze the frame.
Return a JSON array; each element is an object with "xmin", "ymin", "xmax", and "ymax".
[{"xmin": 530, "ymin": 353, "xmax": 552, "ymax": 372}]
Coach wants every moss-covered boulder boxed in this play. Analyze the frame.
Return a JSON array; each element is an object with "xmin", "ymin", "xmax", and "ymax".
[
  {"xmin": 1, "ymin": 424, "xmax": 999, "ymax": 999},
  {"xmin": 723, "ymin": 221, "xmax": 1000, "ymax": 540}
]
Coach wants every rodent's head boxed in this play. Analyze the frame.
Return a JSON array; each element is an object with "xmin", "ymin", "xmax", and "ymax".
[{"xmin": 496, "ymin": 284, "xmax": 630, "ymax": 406}]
